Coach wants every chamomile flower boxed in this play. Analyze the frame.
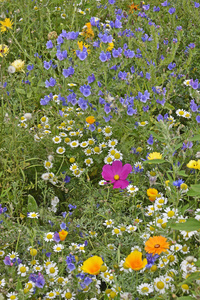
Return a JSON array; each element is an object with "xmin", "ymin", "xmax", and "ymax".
[
  {"xmin": 99, "ymin": 180, "xmax": 107, "ymax": 185},
  {"xmin": 103, "ymin": 126, "xmax": 112, "ymax": 137},
  {"xmin": 108, "ymin": 139, "xmax": 118, "ymax": 147},
  {"xmin": 77, "ymin": 244, "xmax": 85, "ymax": 252},
  {"xmin": 46, "ymin": 263, "xmax": 59, "ymax": 277},
  {"xmin": 127, "ymin": 185, "xmax": 139, "ymax": 194},
  {"xmin": 163, "ymin": 207, "xmax": 178, "ymax": 219},
  {"xmin": 84, "ymin": 147, "xmax": 93, "ymax": 156},
  {"xmin": 64, "ymin": 137, "xmax": 71, "ymax": 144},
  {"xmin": 44, "ymin": 161, "xmax": 53, "ymax": 169},
  {"xmin": 73, "ymin": 169, "xmax": 83, "ymax": 177},
  {"xmin": 139, "ymin": 121, "xmax": 148, "ymax": 126},
  {"xmin": 113, "ymin": 150, "xmax": 123, "ymax": 160},
  {"xmin": 89, "ymin": 231, "xmax": 98, "ymax": 237},
  {"xmin": 126, "ymin": 225, "xmax": 137, "ymax": 233},
  {"xmin": 69, "ymin": 131, "xmax": 76, "ymax": 137},
  {"xmin": 70, "ymin": 163, "xmax": 78, "ymax": 171},
  {"xmin": 107, "ymin": 244, "xmax": 116, "ymax": 251},
  {"xmin": 176, "ymin": 109, "xmax": 186, "ymax": 117},
  {"xmin": 180, "ymin": 230, "xmax": 197, "ymax": 240},
  {"xmin": 93, "ymin": 146, "xmax": 102, "ymax": 154},
  {"xmin": 103, "ymin": 219, "xmax": 114, "ymax": 228},
  {"xmin": 46, "ymin": 291, "xmax": 56, "ymax": 299},
  {"xmin": 41, "ymin": 116, "xmax": 48, "ymax": 123},
  {"xmin": 44, "ymin": 232, "xmax": 54, "ymax": 242},
  {"xmin": 170, "ymin": 243, "xmax": 182, "ymax": 252},
  {"xmin": 7, "ymin": 292, "xmax": 18, "ymax": 300},
  {"xmin": 137, "ymin": 283, "xmax": 153, "ymax": 295},
  {"xmin": 53, "ymin": 244, "xmax": 64, "ymax": 252},
  {"xmin": 112, "ymin": 227, "xmax": 122, "ymax": 236},
  {"xmin": 184, "ymin": 111, "xmax": 191, "ymax": 118},
  {"xmin": 0, "ymin": 278, "xmax": 5, "ymax": 287},
  {"xmin": 62, "ymin": 290, "xmax": 76, "ymax": 300},
  {"xmin": 183, "ymin": 79, "xmax": 191, "ymax": 86},
  {"xmin": 154, "ymin": 276, "xmax": 168, "ymax": 294},
  {"xmin": 88, "ymin": 138, "xmax": 95, "ymax": 146},
  {"xmin": 27, "ymin": 212, "xmax": 39, "ymax": 219},
  {"xmin": 70, "ymin": 140, "xmax": 79, "ymax": 148},
  {"xmin": 59, "ymin": 132, "xmax": 67, "ymax": 137},
  {"xmin": 53, "ymin": 136, "xmax": 61, "ymax": 144},
  {"xmin": 84, "ymin": 158, "xmax": 94, "ymax": 166},
  {"xmin": 80, "ymin": 141, "xmax": 88, "ymax": 148},
  {"xmin": 33, "ymin": 265, "xmax": 43, "ymax": 272},
  {"xmin": 104, "ymin": 155, "xmax": 114, "ymax": 164},
  {"xmin": 99, "ymin": 141, "xmax": 107, "ymax": 148},
  {"xmin": 17, "ymin": 264, "xmax": 29, "ymax": 277},
  {"xmin": 41, "ymin": 173, "xmax": 50, "ymax": 181},
  {"xmin": 0, "ymin": 250, "xmax": 5, "ymax": 257},
  {"xmin": 56, "ymin": 147, "xmax": 65, "ymax": 154}
]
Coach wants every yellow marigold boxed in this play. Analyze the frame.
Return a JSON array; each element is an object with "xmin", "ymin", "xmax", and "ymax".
[
  {"xmin": 147, "ymin": 188, "xmax": 158, "ymax": 202},
  {"xmin": 86, "ymin": 116, "xmax": 95, "ymax": 124},
  {"xmin": 145, "ymin": 236, "xmax": 169, "ymax": 255},
  {"xmin": 59, "ymin": 229, "xmax": 68, "ymax": 241},
  {"xmin": 82, "ymin": 256, "xmax": 103, "ymax": 275},
  {"xmin": 81, "ymin": 22, "xmax": 94, "ymax": 39},
  {"xmin": 11, "ymin": 59, "xmax": 25, "ymax": 72},
  {"xmin": 107, "ymin": 42, "xmax": 114, "ymax": 51},
  {"xmin": 0, "ymin": 18, "xmax": 13, "ymax": 33},
  {"xmin": 124, "ymin": 250, "xmax": 147, "ymax": 271},
  {"xmin": 0, "ymin": 44, "xmax": 9, "ymax": 57},
  {"xmin": 187, "ymin": 160, "xmax": 199, "ymax": 169},
  {"xmin": 147, "ymin": 152, "xmax": 162, "ymax": 160}
]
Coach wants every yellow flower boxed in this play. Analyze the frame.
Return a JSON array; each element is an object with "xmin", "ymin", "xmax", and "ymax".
[
  {"xmin": 147, "ymin": 152, "xmax": 162, "ymax": 160},
  {"xmin": 187, "ymin": 160, "xmax": 199, "ymax": 169},
  {"xmin": 81, "ymin": 256, "xmax": 103, "ymax": 275},
  {"xmin": 59, "ymin": 229, "xmax": 68, "ymax": 241},
  {"xmin": 107, "ymin": 42, "xmax": 114, "ymax": 51},
  {"xmin": 124, "ymin": 250, "xmax": 147, "ymax": 271},
  {"xmin": 147, "ymin": 188, "xmax": 158, "ymax": 202},
  {"xmin": 0, "ymin": 18, "xmax": 13, "ymax": 33},
  {"xmin": 86, "ymin": 116, "xmax": 95, "ymax": 124},
  {"xmin": 11, "ymin": 59, "xmax": 25, "ymax": 72},
  {"xmin": 0, "ymin": 44, "xmax": 9, "ymax": 57},
  {"xmin": 80, "ymin": 22, "xmax": 94, "ymax": 39}
]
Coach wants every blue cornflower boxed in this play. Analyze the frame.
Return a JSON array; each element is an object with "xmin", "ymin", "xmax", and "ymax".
[
  {"xmin": 173, "ymin": 179, "xmax": 184, "ymax": 187},
  {"xmin": 80, "ymin": 85, "xmax": 91, "ymax": 97},
  {"xmin": 169, "ymin": 7, "xmax": 176, "ymax": 14},
  {"xmin": 146, "ymin": 253, "xmax": 159, "ymax": 269},
  {"xmin": 147, "ymin": 134, "xmax": 154, "ymax": 145},
  {"xmin": 45, "ymin": 77, "xmax": 56, "ymax": 88},
  {"xmin": 46, "ymin": 40, "xmax": 53, "ymax": 49},
  {"xmin": 27, "ymin": 64, "xmax": 34, "ymax": 71}
]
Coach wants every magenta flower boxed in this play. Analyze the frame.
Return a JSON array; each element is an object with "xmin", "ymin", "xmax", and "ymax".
[{"xmin": 102, "ymin": 161, "xmax": 132, "ymax": 189}]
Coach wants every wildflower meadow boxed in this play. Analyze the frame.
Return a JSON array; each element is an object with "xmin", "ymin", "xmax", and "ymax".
[{"xmin": 1, "ymin": 0, "xmax": 200, "ymax": 299}]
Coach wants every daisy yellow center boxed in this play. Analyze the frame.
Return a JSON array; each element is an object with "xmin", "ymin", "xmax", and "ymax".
[
  {"xmin": 114, "ymin": 153, "xmax": 120, "ymax": 159},
  {"xmin": 114, "ymin": 174, "xmax": 120, "ymax": 180},
  {"xmin": 49, "ymin": 292, "xmax": 54, "ymax": 297},
  {"xmin": 110, "ymin": 149, "xmax": 116, "ymax": 155},
  {"xmin": 182, "ymin": 284, "xmax": 189, "ymax": 290},
  {"xmin": 86, "ymin": 159, "xmax": 91, "ymax": 164},
  {"xmin": 41, "ymin": 117, "xmax": 46, "ymax": 122},
  {"xmin": 167, "ymin": 211, "xmax": 175, "ymax": 217},
  {"xmin": 31, "ymin": 213, "xmax": 37, "ymax": 217},
  {"xmin": 50, "ymin": 267, "xmax": 55, "ymax": 273},
  {"xmin": 105, "ymin": 128, "xmax": 111, "ymax": 133},
  {"xmin": 178, "ymin": 110, "xmax": 184, "ymax": 115},
  {"xmin": 54, "ymin": 137, "xmax": 60, "ymax": 142},
  {"xmin": 140, "ymin": 121, "xmax": 146, "ymax": 125},
  {"xmin": 182, "ymin": 246, "xmax": 188, "ymax": 251},
  {"xmin": 114, "ymin": 228, "xmax": 120, "ymax": 234},
  {"xmin": 141, "ymin": 287, "xmax": 149, "ymax": 292},
  {"xmin": 111, "ymin": 141, "xmax": 115, "ymax": 146},
  {"xmin": 57, "ymin": 277, "xmax": 64, "ymax": 283},
  {"xmin": 10, "ymin": 254, "xmax": 15, "ymax": 259},
  {"xmin": 10, "ymin": 296, "xmax": 16, "ymax": 300},
  {"xmin": 65, "ymin": 292, "xmax": 72, "ymax": 299},
  {"xmin": 47, "ymin": 233, "xmax": 53, "ymax": 239},
  {"xmin": 107, "ymin": 157, "xmax": 113, "ymax": 162},
  {"xmin": 58, "ymin": 148, "xmax": 64, "ymax": 153},
  {"xmin": 130, "ymin": 187, "xmax": 135, "ymax": 191},
  {"xmin": 157, "ymin": 281, "xmax": 164, "ymax": 289},
  {"xmin": 94, "ymin": 147, "xmax": 100, "ymax": 152},
  {"xmin": 65, "ymin": 138, "xmax": 70, "ymax": 143},
  {"xmin": 56, "ymin": 247, "xmax": 61, "ymax": 251},
  {"xmin": 20, "ymin": 266, "xmax": 26, "ymax": 273}
]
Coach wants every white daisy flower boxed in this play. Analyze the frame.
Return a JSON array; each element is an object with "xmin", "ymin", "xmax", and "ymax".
[
  {"xmin": 17, "ymin": 264, "xmax": 29, "ymax": 277},
  {"xmin": 27, "ymin": 212, "xmax": 39, "ymax": 219},
  {"xmin": 44, "ymin": 232, "xmax": 54, "ymax": 242},
  {"xmin": 56, "ymin": 147, "xmax": 65, "ymax": 154}
]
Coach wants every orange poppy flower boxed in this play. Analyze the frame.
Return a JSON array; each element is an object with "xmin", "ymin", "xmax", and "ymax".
[
  {"xmin": 124, "ymin": 250, "xmax": 147, "ymax": 271},
  {"xmin": 129, "ymin": 3, "xmax": 140, "ymax": 13},
  {"xmin": 81, "ymin": 256, "xmax": 103, "ymax": 275},
  {"xmin": 86, "ymin": 116, "xmax": 95, "ymax": 124},
  {"xmin": 59, "ymin": 229, "xmax": 68, "ymax": 241},
  {"xmin": 147, "ymin": 188, "xmax": 158, "ymax": 202},
  {"xmin": 145, "ymin": 236, "xmax": 170, "ymax": 255}
]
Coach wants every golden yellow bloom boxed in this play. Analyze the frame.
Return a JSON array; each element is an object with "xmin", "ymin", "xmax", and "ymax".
[
  {"xmin": 86, "ymin": 116, "xmax": 95, "ymax": 124},
  {"xmin": 0, "ymin": 18, "xmax": 13, "ymax": 33},
  {"xmin": 11, "ymin": 59, "xmax": 25, "ymax": 72},
  {"xmin": 147, "ymin": 152, "xmax": 162, "ymax": 160},
  {"xmin": 82, "ymin": 256, "xmax": 103, "ymax": 275},
  {"xmin": 145, "ymin": 236, "xmax": 169, "ymax": 255},
  {"xmin": 129, "ymin": 2, "xmax": 140, "ymax": 13},
  {"xmin": 59, "ymin": 229, "xmax": 68, "ymax": 241},
  {"xmin": 80, "ymin": 22, "xmax": 94, "ymax": 39},
  {"xmin": 147, "ymin": 188, "xmax": 158, "ymax": 202},
  {"xmin": 124, "ymin": 250, "xmax": 147, "ymax": 271},
  {"xmin": 187, "ymin": 160, "xmax": 199, "ymax": 169},
  {"xmin": 0, "ymin": 44, "xmax": 9, "ymax": 57},
  {"xmin": 107, "ymin": 42, "xmax": 114, "ymax": 51}
]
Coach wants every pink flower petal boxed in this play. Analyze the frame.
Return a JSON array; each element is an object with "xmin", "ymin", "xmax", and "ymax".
[
  {"xmin": 113, "ymin": 179, "xmax": 129, "ymax": 189},
  {"xmin": 119, "ymin": 164, "xmax": 132, "ymax": 180},
  {"xmin": 111, "ymin": 160, "xmax": 123, "ymax": 175},
  {"xmin": 102, "ymin": 165, "xmax": 114, "ymax": 181}
]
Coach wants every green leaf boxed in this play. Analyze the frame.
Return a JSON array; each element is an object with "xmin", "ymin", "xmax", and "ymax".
[
  {"xmin": 194, "ymin": 259, "xmax": 200, "ymax": 267},
  {"xmin": 15, "ymin": 88, "xmax": 26, "ymax": 95},
  {"xmin": 177, "ymin": 170, "xmax": 188, "ymax": 177},
  {"xmin": 16, "ymin": 278, "xmax": 22, "ymax": 291},
  {"xmin": 187, "ymin": 189, "xmax": 199, "ymax": 197},
  {"xmin": 143, "ymin": 159, "xmax": 166, "ymax": 164},
  {"xmin": 27, "ymin": 194, "xmax": 38, "ymax": 212},
  {"xmin": 27, "ymin": 91, "xmax": 32, "ymax": 98},
  {"xmin": 177, "ymin": 297, "xmax": 196, "ymax": 300},
  {"xmin": 190, "ymin": 184, "xmax": 200, "ymax": 192},
  {"xmin": 165, "ymin": 103, "xmax": 175, "ymax": 110},
  {"xmin": 170, "ymin": 218, "xmax": 200, "ymax": 231},
  {"xmin": 188, "ymin": 135, "xmax": 200, "ymax": 141}
]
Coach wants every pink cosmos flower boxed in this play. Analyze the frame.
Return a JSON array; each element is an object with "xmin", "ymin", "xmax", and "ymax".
[{"xmin": 102, "ymin": 160, "xmax": 132, "ymax": 189}]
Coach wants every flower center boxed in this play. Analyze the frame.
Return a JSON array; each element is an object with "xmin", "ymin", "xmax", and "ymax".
[
  {"xmin": 114, "ymin": 174, "xmax": 120, "ymax": 180},
  {"xmin": 156, "ymin": 281, "xmax": 164, "ymax": 289},
  {"xmin": 154, "ymin": 244, "xmax": 160, "ymax": 248}
]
